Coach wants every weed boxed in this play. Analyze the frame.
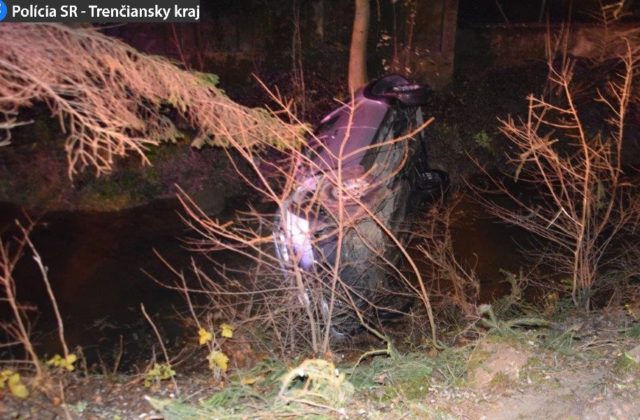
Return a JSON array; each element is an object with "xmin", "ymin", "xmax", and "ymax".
[
  {"xmin": 69, "ymin": 400, "xmax": 88, "ymax": 415},
  {"xmin": 543, "ymin": 326, "xmax": 580, "ymax": 354},
  {"xmin": 488, "ymin": 371, "xmax": 516, "ymax": 391},
  {"xmin": 146, "ymin": 357, "xmax": 349, "ymax": 418},
  {"xmin": 207, "ymin": 351, "xmax": 229, "ymax": 374},
  {"xmin": 623, "ymin": 323, "xmax": 640, "ymax": 339},
  {"xmin": 350, "ymin": 352, "xmax": 434, "ymax": 401},
  {"xmin": 432, "ymin": 347, "xmax": 471, "ymax": 386},
  {"xmin": 478, "ymin": 304, "xmax": 550, "ymax": 336},
  {"xmin": 46, "ymin": 354, "xmax": 78, "ymax": 372},
  {"xmin": 473, "ymin": 130, "xmax": 494, "ymax": 153},
  {"xmin": 615, "ymin": 352, "xmax": 640, "ymax": 376},
  {"xmin": 521, "ymin": 356, "xmax": 550, "ymax": 385},
  {"xmin": 144, "ymin": 363, "xmax": 176, "ymax": 388},
  {"xmin": 200, "ymin": 358, "xmax": 287, "ymax": 410},
  {"xmin": 278, "ymin": 359, "xmax": 354, "ymax": 407}
]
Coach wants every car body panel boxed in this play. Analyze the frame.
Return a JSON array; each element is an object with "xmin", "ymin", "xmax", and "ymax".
[{"xmin": 273, "ymin": 75, "xmax": 442, "ymax": 331}]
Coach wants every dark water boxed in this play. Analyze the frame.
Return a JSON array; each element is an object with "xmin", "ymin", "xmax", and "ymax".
[
  {"xmin": 0, "ymin": 194, "xmax": 530, "ymax": 369},
  {"xmin": 450, "ymin": 197, "xmax": 529, "ymax": 301},
  {"xmin": 0, "ymin": 199, "xmax": 197, "ymax": 369}
]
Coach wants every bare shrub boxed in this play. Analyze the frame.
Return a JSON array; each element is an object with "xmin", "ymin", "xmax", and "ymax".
[
  {"xmin": 477, "ymin": 38, "xmax": 640, "ymax": 310},
  {"xmin": 414, "ymin": 194, "xmax": 480, "ymax": 325},
  {"xmin": 570, "ymin": 2, "xmax": 640, "ymax": 61},
  {"xmin": 0, "ymin": 222, "xmax": 41, "ymax": 377},
  {"xmin": 153, "ymin": 91, "xmax": 441, "ymax": 356},
  {"xmin": 0, "ymin": 219, "xmax": 71, "ymax": 380},
  {"xmin": 0, "ymin": 23, "xmax": 304, "ymax": 177}
]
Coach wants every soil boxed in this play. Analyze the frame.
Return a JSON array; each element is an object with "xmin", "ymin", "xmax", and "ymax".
[
  {"xmin": 1, "ymin": 308, "xmax": 638, "ymax": 419},
  {"xmin": 456, "ymin": 342, "xmax": 640, "ymax": 419},
  {"xmin": 0, "ymin": 107, "xmax": 249, "ymax": 214}
]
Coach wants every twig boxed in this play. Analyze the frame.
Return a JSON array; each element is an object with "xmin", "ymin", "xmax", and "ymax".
[
  {"xmin": 22, "ymin": 223, "xmax": 70, "ymax": 359},
  {"xmin": 140, "ymin": 303, "xmax": 179, "ymax": 395}
]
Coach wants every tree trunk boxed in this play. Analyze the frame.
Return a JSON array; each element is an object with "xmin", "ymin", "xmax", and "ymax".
[
  {"xmin": 348, "ymin": 0, "xmax": 370, "ymax": 92},
  {"xmin": 312, "ymin": 0, "xmax": 324, "ymax": 41}
]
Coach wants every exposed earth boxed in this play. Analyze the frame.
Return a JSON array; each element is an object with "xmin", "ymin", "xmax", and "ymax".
[{"xmin": 1, "ymin": 307, "xmax": 639, "ymax": 419}]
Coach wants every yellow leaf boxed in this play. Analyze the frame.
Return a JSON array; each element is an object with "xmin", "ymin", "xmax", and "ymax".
[
  {"xmin": 46, "ymin": 354, "xmax": 61, "ymax": 366},
  {"xmin": 198, "ymin": 328, "xmax": 213, "ymax": 345},
  {"xmin": 144, "ymin": 363, "xmax": 176, "ymax": 387},
  {"xmin": 64, "ymin": 354, "xmax": 78, "ymax": 371},
  {"xmin": 208, "ymin": 351, "xmax": 229, "ymax": 373},
  {"xmin": 8, "ymin": 374, "xmax": 28, "ymax": 398},
  {"xmin": 46, "ymin": 354, "xmax": 77, "ymax": 371},
  {"xmin": 220, "ymin": 323, "xmax": 234, "ymax": 339},
  {"xmin": 0, "ymin": 369, "xmax": 14, "ymax": 389}
]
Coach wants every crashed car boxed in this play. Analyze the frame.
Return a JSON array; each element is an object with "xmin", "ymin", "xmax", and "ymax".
[{"xmin": 273, "ymin": 74, "xmax": 447, "ymax": 333}]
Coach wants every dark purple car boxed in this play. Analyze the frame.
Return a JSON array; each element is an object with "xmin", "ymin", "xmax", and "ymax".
[{"xmin": 273, "ymin": 75, "xmax": 447, "ymax": 333}]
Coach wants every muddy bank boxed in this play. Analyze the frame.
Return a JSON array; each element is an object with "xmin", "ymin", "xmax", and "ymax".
[
  {"xmin": 5, "ymin": 307, "xmax": 639, "ymax": 419},
  {"xmin": 0, "ymin": 107, "xmax": 247, "ymax": 213}
]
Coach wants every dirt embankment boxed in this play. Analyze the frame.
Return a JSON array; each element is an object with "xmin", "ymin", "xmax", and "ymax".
[
  {"xmin": 2, "ymin": 308, "xmax": 639, "ymax": 419},
  {"xmin": 0, "ymin": 111, "xmax": 249, "ymax": 214}
]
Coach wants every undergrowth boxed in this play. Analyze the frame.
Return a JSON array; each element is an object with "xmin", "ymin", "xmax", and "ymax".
[{"xmin": 147, "ymin": 348, "xmax": 472, "ymax": 419}]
